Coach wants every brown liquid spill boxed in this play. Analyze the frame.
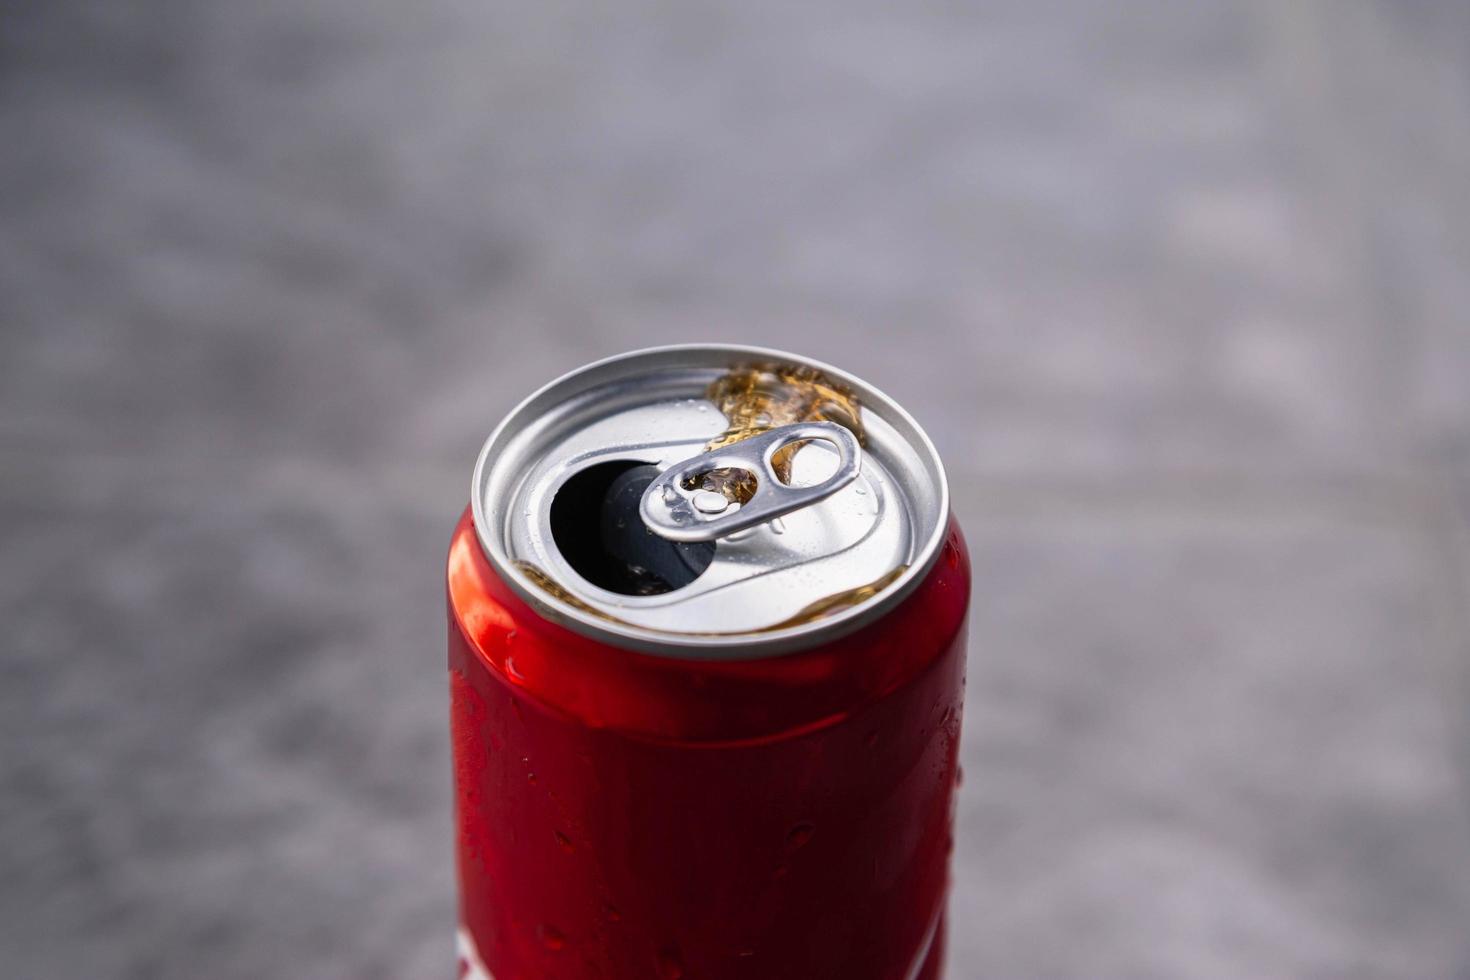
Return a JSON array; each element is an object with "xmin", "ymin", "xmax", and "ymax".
[
  {"xmin": 685, "ymin": 363, "xmax": 865, "ymax": 504},
  {"xmin": 515, "ymin": 362, "xmax": 899, "ymax": 634},
  {"xmin": 756, "ymin": 565, "xmax": 908, "ymax": 632},
  {"xmin": 515, "ymin": 561, "xmax": 909, "ymax": 637},
  {"xmin": 515, "ymin": 560, "xmax": 619, "ymax": 622}
]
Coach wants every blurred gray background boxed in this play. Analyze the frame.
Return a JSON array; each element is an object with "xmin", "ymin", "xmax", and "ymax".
[{"xmin": 4, "ymin": 1, "xmax": 1470, "ymax": 977}]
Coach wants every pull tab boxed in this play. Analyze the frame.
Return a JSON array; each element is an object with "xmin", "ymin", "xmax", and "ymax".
[{"xmin": 639, "ymin": 421, "xmax": 861, "ymax": 542}]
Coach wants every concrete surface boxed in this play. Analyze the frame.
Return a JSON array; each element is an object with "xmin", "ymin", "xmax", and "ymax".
[{"xmin": 3, "ymin": 0, "xmax": 1470, "ymax": 977}]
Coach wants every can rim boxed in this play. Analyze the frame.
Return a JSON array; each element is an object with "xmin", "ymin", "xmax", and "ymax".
[{"xmin": 471, "ymin": 343, "xmax": 951, "ymax": 658}]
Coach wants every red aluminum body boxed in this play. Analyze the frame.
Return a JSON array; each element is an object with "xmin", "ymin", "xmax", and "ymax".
[{"xmin": 449, "ymin": 508, "xmax": 969, "ymax": 979}]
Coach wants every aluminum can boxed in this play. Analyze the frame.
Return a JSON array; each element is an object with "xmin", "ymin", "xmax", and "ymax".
[{"xmin": 449, "ymin": 345, "xmax": 968, "ymax": 979}]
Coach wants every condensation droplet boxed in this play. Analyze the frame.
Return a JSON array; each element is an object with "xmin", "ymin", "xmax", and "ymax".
[
  {"xmin": 505, "ymin": 657, "xmax": 525, "ymax": 682},
  {"xmin": 753, "ymin": 411, "xmax": 772, "ymax": 427},
  {"xmin": 661, "ymin": 484, "xmax": 679, "ymax": 505},
  {"xmin": 769, "ymin": 517, "xmax": 786, "ymax": 535},
  {"xmin": 854, "ymin": 486, "xmax": 867, "ymax": 496},
  {"xmin": 657, "ymin": 947, "xmax": 685, "ymax": 979},
  {"xmin": 604, "ymin": 904, "xmax": 622, "ymax": 923},
  {"xmin": 555, "ymin": 831, "xmax": 574, "ymax": 853},
  {"xmin": 527, "ymin": 772, "xmax": 537, "ymax": 784},
  {"xmin": 784, "ymin": 822, "xmax": 815, "ymax": 853},
  {"xmin": 538, "ymin": 924, "xmax": 565, "ymax": 951}
]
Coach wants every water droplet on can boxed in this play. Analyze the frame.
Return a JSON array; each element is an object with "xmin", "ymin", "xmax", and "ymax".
[
  {"xmin": 657, "ymin": 946, "xmax": 685, "ymax": 978},
  {"xmin": 538, "ymin": 924, "xmax": 565, "ymax": 951},
  {"xmin": 784, "ymin": 822, "xmax": 815, "ymax": 852}
]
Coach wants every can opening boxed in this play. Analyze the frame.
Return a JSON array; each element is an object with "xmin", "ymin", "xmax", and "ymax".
[{"xmin": 550, "ymin": 460, "xmax": 716, "ymax": 596}]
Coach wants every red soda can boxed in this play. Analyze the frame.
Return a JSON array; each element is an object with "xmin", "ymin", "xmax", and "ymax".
[{"xmin": 448, "ymin": 346, "xmax": 968, "ymax": 979}]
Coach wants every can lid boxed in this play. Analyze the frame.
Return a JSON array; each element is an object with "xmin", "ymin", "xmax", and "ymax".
[{"xmin": 471, "ymin": 345, "xmax": 949, "ymax": 658}]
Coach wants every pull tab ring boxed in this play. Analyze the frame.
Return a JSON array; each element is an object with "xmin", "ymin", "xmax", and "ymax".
[{"xmin": 638, "ymin": 422, "xmax": 862, "ymax": 543}]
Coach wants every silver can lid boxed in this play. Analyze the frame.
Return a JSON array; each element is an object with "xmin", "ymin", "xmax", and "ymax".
[{"xmin": 471, "ymin": 344, "xmax": 949, "ymax": 658}]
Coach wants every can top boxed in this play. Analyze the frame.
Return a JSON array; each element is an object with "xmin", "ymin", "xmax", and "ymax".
[{"xmin": 472, "ymin": 344, "xmax": 949, "ymax": 658}]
